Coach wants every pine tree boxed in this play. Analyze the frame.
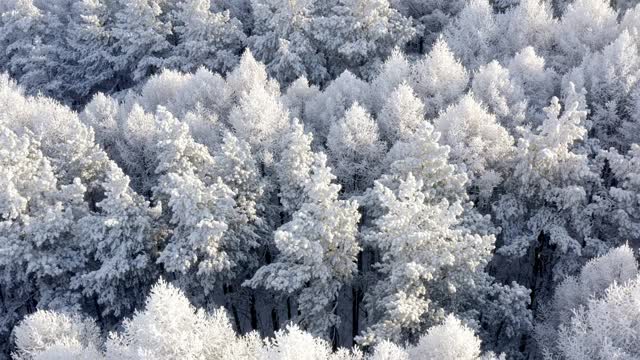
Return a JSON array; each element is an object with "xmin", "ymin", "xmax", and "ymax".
[
  {"xmin": 553, "ymin": 0, "xmax": 619, "ymax": 70},
  {"xmin": 74, "ymin": 165, "xmax": 160, "ymax": 318},
  {"xmin": 433, "ymin": 93, "xmax": 514, "ymax": 202},
  {"xmin": 111, "ymin": 0, "xmax": 173, "ymax": 83},
  {"xmin": 409, "ymin": 37, "xmax": 469, "ymax": 118},
  {"xmin": 64, "ymin": 0, "xmax": 117, "ymax": 103},
  {"xmin": 249, "ymin": 0, "xmax": 327, "ymax": 85},
  {"xmin": 312, "ymin": 0, "xmax": 417, "ymax": 79},
  {"xmin": 357, "ymin": 174, "xmax": 494, "ymax": 344},
  {"xmin": 377, "ymin": 82, "xmax": 425, "ymax": 144},
  {"xmin": 443, "ymin": 0, "xmax": 497, "ymax": 70},
  {"xmin": 327, "ymin": 102, "xmax": 386, "ymax": 194},
  {"xmin": 13, "ymin": 311, "xmax": 103, "ymax": 360},
  {"xmin": 275, "ymin": 119, "xmax": 316, "ymax": 215},
  {"xmin": 105, "ymin": 279, "xmax": 257, "ymax": 359},
  {"xmin": 471, "ymin": 60, "xmax": 527, "ymax": 131},
  {"xmin": 169, "ymin": 0, "xmax": 246, "ymax": 74},
  {"xmin": 246, "ymin": 153, "xmax": 361, "ymax": 336}
]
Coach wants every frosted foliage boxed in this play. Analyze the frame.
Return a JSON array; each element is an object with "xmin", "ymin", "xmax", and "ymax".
[
  {"xmin": 536, "ymin": 245, "xmax": 639, "ymax": 357},
  {"xmin": 226, "ymin": 50, "xmax": 279, "ymax": 103},
  {"xmin": 0, "ymin": 125, "xmax": 87, "ymax": 282},
  {"xmin": 507, "ymin": 47, "xmax": 557, "ymax": 124},
  {"xmin": 327, "ymin": 103, "xmax": 386, "ymax": 193},
  {"xmin": 443, "ymin": 0, "xmax": 497, "ymax": 69},
  {"xmin": 80, "ymin": 93, "xmax": 120, "ymax": 152},
  {"xmin": 495, "ymin": 0, "xmax": 555, "ymax": 60},
  {"xmin": 377, "ymin": 82, "xmax": 425, "ymax": 143},
  {"xmin": 282, "ymin": 77, "xmax": 320, "ymax": 121},
  {"xmin": 383, "ymin": 123, "xmax": 468, "ymax": 203},
  {"xmin": 13, "ymin": 311, "xmax": 102, "ymax": 360},
  {"xmin": 434, "ymin": 94, "xmax": 514, "ymax": 200},
  {"xmin": 358, "ymin": 174, "xmax": 494, "ymax": 344},
  {"xmin": 312, "ymin": 0, "xmax": 416, "ymax": 78},
  {"xmin": 111, "ymin": 0, "xmax": 172, "ymax": 81},
  {"xmin": 557, "ymin": 277, "xmax": 640, "ymax": 360},
  {"xmin": 620, "ymin": 4, "xmax": 640, "ymax": 35},
  {"xmin": 471, "ymin": 60, "xmax": 527, "ymax": 130},
  {"xmin": 367, "ymin": 341, "xmax": 409, "ymax": 360},
  {"xmin": 408, "ymin": 315, "xmax": 482, "ymax": 360},
  {"xmin": 246, "ymin": 154, "xmax": 360, "ymax": 336},
  {"xmin": 599, "ymin": 145, "xmax": 640, "ymax": 244},
  {"xmin": 0, "ymin": 74, "xmax": 109, "ymax": 186},
  {"xmin": 369, "ymin": 49, "xmax": 411, "ymax": 115},
  {"xmin": 214, "ymin": 131, "xmax": 264, "ymax": 222},
  {"xmin": 276, "ymin": 119, "xmax": 315, "ymax": 215},
  {"xmin": 409, "ymin": 38, "xmax": 469, "ymax": 118},
  {"xmin": 170, "ymin": 0, "xmax": 245, "ymax": 74},
  {"xmin": 304, "ymin": 70, "xmax": 370, "ymax": 144},
  {"xmin": 5, "ymin": 0, "xmax": 640, "ymax": 357},
  {"xmin": 554, "ymin": 0, "xmax": 619, "ymax": 69},
  {"xmin": 105, "ymin": 279, "xmax": 250, "ymax": 360},
  {"xmin": 139, "ymin": 69, "xmax": 194, "ymax": 113},
  {"xmin": 577, "ymin": 30, "xmax": 640, "ymax": 150},
  {"xmin": 495, "ymin": 86, "xmax": 593, "ymax": 258},
  {"xmin": 258, "ymin": 325, "xmax": 363, "ymax": 360},
  {"xmin": 151, "ymin": 109, "xmax": 252, "ymax": 284},
  {"xmin": 75, "ymin": 165, "xmax": 158, "ymax": 317},
  {"xmin": 228, "ymin": 83, "xmax": 289, "ymax": 160},
  {"xmin": 249, "ymin": 0, "xmax": 326, "ymax": 85}
]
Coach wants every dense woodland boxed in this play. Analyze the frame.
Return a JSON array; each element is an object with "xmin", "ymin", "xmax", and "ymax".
[{"xmin": 1, "ymin": 0, "xmax": 640, "ymax": 358}]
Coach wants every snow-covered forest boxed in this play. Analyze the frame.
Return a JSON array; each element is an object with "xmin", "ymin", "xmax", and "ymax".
[{"xmin": 1, "ymin": 0, "xmax": 640, "ymax": 358}]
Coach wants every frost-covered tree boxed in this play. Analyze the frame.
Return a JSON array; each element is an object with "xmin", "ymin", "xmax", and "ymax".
[
  {"xmin": 492, "ymin": 85, "xmax": 599, "ymax": 314},
  {"xmin": 227, "ymin": 83, "xmax": 289, "ymax": 161},
  {"xmin": 389, "ymin": 0, "xmax": 464, "ymax": 52},
  {"xmin": 74, "ymin": 165, "xmax": 161, "ymax": 318},
  {"xmin": 0, "ymin": 0, "xmax": 43, "ymax": 80},
  {"xmin": 552, "ymin": 0, "xmax": 619, "ymax": 70},
  {"xmin": 12, "ymin": 311, "xmax": 103, "ymax": 360},
  {"xmin": 569, "ymin": 29, "xmax": 640, "ymax": 150},
  {"xmin": 281, "ymin": 76, "xmax": 321, "ymax": 122},
  {"xmin": 214, "ymin": 131, "xmax": 266, "ymax": 223},
  {"xmin": 0, "ymin": 125, "xmax": 88, "ymax": 307},
  {"xmin": 169, "ymin": 0, "xmax": 246, "ymax": 74},
  {"xmin": 443, "ymin": 0, "xmax": 497, "ymax": 69},
  {"xmin": 0, "ymin": 125, "xmax": 90, "ymax": 357},
  {"xmin": 304, "ymin": 70, "xmax": 370, "ymax": 145},
  {"xmin": 507, "ymin": 47, "xmax": 558, "ymax": 125},
  {"xmin": 433, "ymin": 94, "xmax": 514, "ymax": 201},
  {"xmin": 595, "ymin": 145, "xmax": 640, "ymax": 247},
  {"xmin": 535, "ymin": 245, "xmax": 638, "ymax": 359},
  {"xmin": 409, "ymin": 37, "xmax": 469, "ymax": 118},
  {"xmin": 471, "ymin": 60, "xmax": 527, "ymax": 131},
  {"xmin": 407, "ymin": 315, "xmax": 483, "ymax": 360},
  {"xmin": 312, "ymin": 0, "xmax": 417, "ymax": 79},
  {"xmin": 381, "ymin": 122, "xmax": 468, "ymax": 204},
  {"xmin": 327, "ymin": 103, "xmax": 386, "ymax": 194},
  {"xmin": 368, "ymin": 49, "xmax": 410, "ymax": 115},
  {"xmin": 536, "ymin": 245, "xmax": 640, "ymax": 359},
  {"xmin": 105, "ymin": 279, "xmax": 258, "ymax": 359},
  {"xmin": 377, "ymin": 82, "xmax": 425, "ymax": 144},
  {"xmin": 357, "ymin": 174, "xmax": 495, "ymax": 344},
  {"xmin": 259, "ymin": 325, "xmax": 362, "ymax": 360},
  {"xmin": 110, "ymin": 0, "xmax": 173, "ymax": 83},
  {"xmin": 275, "ymin": 119, "xmax": 316, "ymax": 215},
  {"xmin": 249, "ymin": 0, "xmax": 327, "ymax": 85},
  {"xmin": 555, "ymin": 276, "xmax": 640, "ymax": 360},
  {"xmin": 151, "ymin": 109, "xmax": 246, "ymax": 290},
  {"xmin": 494, "ymin": 0, "xmax": 555, "ymax": 61},
  {"xmin": 246, "ymin": 153, "xmax": 361, "ymax": 336}
]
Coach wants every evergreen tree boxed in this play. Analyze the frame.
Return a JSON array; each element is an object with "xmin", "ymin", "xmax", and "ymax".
[{"xmin": 246, "ymin": 153, "xmax": 361, "ymax": 336}]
